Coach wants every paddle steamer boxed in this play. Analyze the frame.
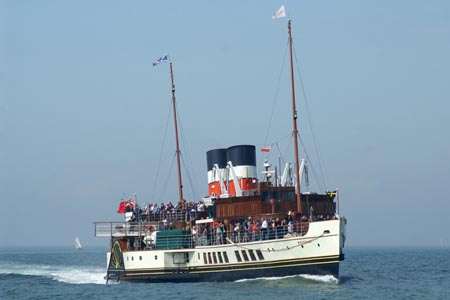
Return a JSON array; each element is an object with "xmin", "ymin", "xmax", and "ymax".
[{"xmin": 95, "ymin": 14, "xmax": 347, "ymax": 283}]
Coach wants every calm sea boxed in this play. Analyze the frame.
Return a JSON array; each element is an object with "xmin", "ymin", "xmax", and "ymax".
[{"xmin": 0, "ymin": 246, "xmax": 449, "ymax": 300}]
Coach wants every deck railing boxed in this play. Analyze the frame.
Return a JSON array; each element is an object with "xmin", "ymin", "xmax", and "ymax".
[
  {"xmin": 95, "ymin": 222, "xmax": 161, "ymax": 237},
  {"xmin": 130, "ymin": 210, "xmax": 207, "ymax": 223},
  {"xmin": 95, "ymin": 221, "xmax": 310, "ymax": 251}
]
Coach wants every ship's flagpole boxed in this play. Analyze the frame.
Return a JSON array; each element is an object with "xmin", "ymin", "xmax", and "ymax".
[
  {"xmin": 288, "ymin": 19, "xmax": 302, "ymax": 215},
  {"xmin": 169, "ymin": 61, "xmax": 185, "ymax": 208},
  {"xmin": 273, "ymin": 6, "xmax": 302, "ymax": 215},
  {"xmin": 153, "ymin": 54, "xmax": 185, "ymax": 209}
]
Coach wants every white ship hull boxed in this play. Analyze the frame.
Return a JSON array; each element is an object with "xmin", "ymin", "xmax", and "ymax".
[{"xmin": 105, "ymin": 219, "xmax": 346, "ymax": 282}]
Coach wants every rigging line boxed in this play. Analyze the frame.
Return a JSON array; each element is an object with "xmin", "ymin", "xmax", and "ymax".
[
  {"xmin": 280, "ymin": 133, "xmax": 294, "ymax": 170},
  {"xmin": 157, "ymin": 152, "xmax": 177, "ymax": 203},
  {"xmin": 275, "ymin": 132, "xmax": 293, "ymax": 167},
  {"xmin": 298, "ymin": 131, "xmax": 326, "ymax": 192},
  {"xmin": 276, "ymin": 132, "xmax": 294, "ymax": 145},
  {"xmin": 292, "ymin": 42, "xmax": 328, "ymax": 190},
  {"xmin": 175, "ymin": 103, "xmax": 200, "ymax": 201},
  {"xmin": 297, "ymin": 130, "xmax": 324, "ymax": 191},
  {"xmin": 260, "ymin": 131, "xmax": 293, "ymax": 150},
  {"xmin": 264, "ymin": 134, "xmax": 291, "ymax": 177},
  {"xmin": 178, "ymin": 123, "xmax": 200, "ymax": 201},
  {"xmin": 151, "ymin": 100, "xmax": 173, "ymax": 201},
  {"xmin": 180, "ymin": 154, "xmax": 200, "ymax": 201},
  {"xmin": 275, "ymin": 143, "xmax": 285, "ymax": 165},
  {"xmin": 263, "ymin": 40, "xmax": 289, "ymax": 146},
  {"xmin": 274, "ymin": 142, "xmax": 286, "ymax": 166},
  {"xmin": 259, "ymin": 132, "xmax": 291, "ymax": 181}
]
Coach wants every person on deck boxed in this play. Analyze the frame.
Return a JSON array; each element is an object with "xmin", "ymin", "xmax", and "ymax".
[{"xmin": 261, "ymin": 219, "xmax": 268, "ymax": 240}]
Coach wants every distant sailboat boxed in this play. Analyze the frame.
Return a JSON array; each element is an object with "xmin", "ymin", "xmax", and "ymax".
[{"xmin": 75, "ymin": 237, "xmax": 83, "ymax": 250}]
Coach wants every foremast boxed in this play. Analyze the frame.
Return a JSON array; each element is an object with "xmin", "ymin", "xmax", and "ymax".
[{"xmin": 169, "ymin": 61, "xmax": 185, "ymax": 207}]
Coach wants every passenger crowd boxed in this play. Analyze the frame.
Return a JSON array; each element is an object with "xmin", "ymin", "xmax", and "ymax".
[
  {"xmin": 125, "ymin": 200, "xmax": 210, "ymax": 223},
  {"xmin": 122, "ymin": 199, "xmax": 338, "ymax": 246},
  {"xmin": 191, "ymin": 217, "xmax": 292, "ymax": 246},
  {"xmin": 190, "ymin": 213, "xmax": 337, "ymax": 246}
]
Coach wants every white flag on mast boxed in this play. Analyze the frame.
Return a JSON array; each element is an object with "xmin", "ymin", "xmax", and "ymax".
[{"xmin": 272, "ymin": 5, "xmax": 286, "ymax": 19}]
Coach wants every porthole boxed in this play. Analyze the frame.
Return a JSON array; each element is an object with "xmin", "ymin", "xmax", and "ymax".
[
  {"xmin": 155, "ymin": 255, "xmax": 158, "ymax": 260},
  {"xmin": 131, "ymin": 256, "xmax": 134, "ymax": 261},
  {"xmin": 139, "ymin": 256, "xmax": 142, "ymax": 260}
]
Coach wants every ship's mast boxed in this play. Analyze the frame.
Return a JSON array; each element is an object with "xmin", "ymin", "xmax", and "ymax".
[
  {"xmin": 288, "ymin": 19, "xmax": 302, "ymax": 215},
  {"xmin": 169, "ymin": 62, "xmax": 184, "ymax": 206}
]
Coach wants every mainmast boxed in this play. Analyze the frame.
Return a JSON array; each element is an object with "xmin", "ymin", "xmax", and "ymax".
[
  {"xmin": 288, "ymin": 19, "xmax": 302, "ymax": 215},
  {"xmin": 169, "ymin": 62, "xmax": 184, "ymax": 206}
]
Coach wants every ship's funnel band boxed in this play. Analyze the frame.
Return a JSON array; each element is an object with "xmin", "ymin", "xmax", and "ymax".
[
  {"xmin": 226, "ymin": 165, "xmax": 257, "ymax": 180},
  {"xmin": 226, "ymin": 145, "xmax": 256, "ymax": 167},
  {"xmin": 206, "ymin": 149, "xmax": 227, "ymax": 171},
  {"xmin": 207, "ymin": 169, "xmax": 227, "ymax": 184}
]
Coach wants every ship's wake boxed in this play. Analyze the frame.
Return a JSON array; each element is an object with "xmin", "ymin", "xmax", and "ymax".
[
  {"xmin": 0, "ymin": 262, "xmax": 107, "ymax": 285},
  {"xmin": 235, "ymin": 274, "xmax": 339, "ymax": 284}
]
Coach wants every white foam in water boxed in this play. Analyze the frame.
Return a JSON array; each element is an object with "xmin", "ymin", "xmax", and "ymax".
[
  {"xmin": 235, "ymin": 274, "xmax": 338, "ymax": 284},
  {"xmin": 51, "ymin": 268, "xmax": 107, "ymax": 284},
  {"xmin": 1, "ymin": 262, "xmax": 338, "ymax": 285},
  {"xmin": 299, "ymin": 274, "xmax": 339, "ymax": 283},
  {"xmin": 0, "ymin": 263, "xmax": 107, "ymax": 285}
]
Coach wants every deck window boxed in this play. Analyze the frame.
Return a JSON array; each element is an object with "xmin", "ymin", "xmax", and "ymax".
[
  {"xmin": 235, "ymin": 250, "xmax": 242, "ymax": 262},
  {"xmin": 223, "ymin": 251, "xmax": 229, "ymax": 263},
  {"xmin": 256, "ymin": 249, "xmax": 265, "ymax": 260},
  {"xmin": 217, "ymin": 252, "xmax": 224, "ymax": 263},
  {"xmin": 241, "ymin": 250, "xmax": 249, "ymax": 262},
  {"xmin": 248, "ymin": 249, "xmax": 257, "ymax": 261},
  {"xmin": 207, "ymin": 252, "xmax": 212, "ymax": 264},
  {"xmin": 203, "ymin": 253, "xmax": 208, "ymax": 264},
  {"xmin": 212, "ymin": 252, "xmax": 218, "ymax": 264}
]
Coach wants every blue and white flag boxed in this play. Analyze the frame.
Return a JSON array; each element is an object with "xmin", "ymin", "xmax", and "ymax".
[{"xmin": 153, "ymin": 53, "xmax": 169, "ymax": 66}]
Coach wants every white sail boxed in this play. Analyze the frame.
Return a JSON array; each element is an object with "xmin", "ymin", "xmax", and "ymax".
[{"xmin": 75, "ymin": 237, "xmax": 82, "ymax": 250}]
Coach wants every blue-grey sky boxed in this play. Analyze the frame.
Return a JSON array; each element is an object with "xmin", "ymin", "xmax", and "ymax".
[{"xmin": 1, "ymin": 0, "xmax": 450, "ymax": 248}]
